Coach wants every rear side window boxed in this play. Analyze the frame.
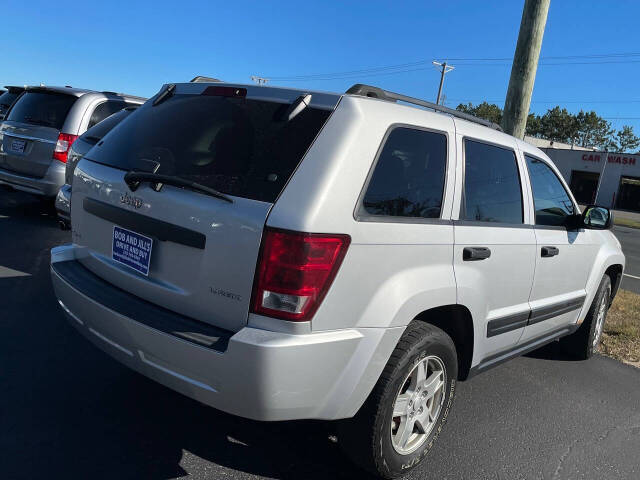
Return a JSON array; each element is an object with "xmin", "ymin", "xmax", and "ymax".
[
  {"xmin": 0, "ymin": 91, "xmax": 20, "ymax": 110},
  {"xmin": 360, "ymin": 127, "xmax": 447, "ymax": 219},
  {"xmin": 88, "ymin": 101, "xmax": 125, "ymax": 128},
  {"xmin": 6, "ymin": 91, "xmax": 76, "ymax": 130},
  {"xmin": 86, "ymin": 94, "xmax": 332, "ymax": 203},
  {"xmin": 82, "ymin": 108, "xmax": 134, "ymax": 144},
  {"xmin": 525, "ymin": 155, "xmax": 575, "ymax": 226},
  {"xmin": 463, "ymin": 139, "xmax": 523, "ymax": 224}
]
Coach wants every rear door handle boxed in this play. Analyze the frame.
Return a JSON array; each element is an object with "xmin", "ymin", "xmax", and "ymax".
[
  {"xmin": 463, "ymin": 247, "xmax": 491, "ymax": 261},
  {"xmin": 541, "ymin": 246, "xmax": 559, "ymax": 257}
]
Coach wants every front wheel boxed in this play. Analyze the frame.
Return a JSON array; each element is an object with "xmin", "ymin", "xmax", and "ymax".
[{"xmin": 338, "ymin": 322, "xmax": 457, "ymax": 479}]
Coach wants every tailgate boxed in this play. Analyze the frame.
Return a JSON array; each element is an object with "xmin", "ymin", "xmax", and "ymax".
[
  {"xmin": 72, "ymin": 160, "xmax": 271, "ymax": 333},
  {"xmin": 0, "ymin": 122, "xmax": 59, "ymax": 177},
  {"xmin": 68, "ymin": 82, "xmax": 338, "ymax": 332},
  {"xmin": 0, "ymin": 90, "xmax": 77, "ymax": 177}
]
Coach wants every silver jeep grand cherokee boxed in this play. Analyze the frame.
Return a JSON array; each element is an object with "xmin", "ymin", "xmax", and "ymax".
[{"xmin": 50, "ymin": 82, "xmax": 625, "ymax": 479}]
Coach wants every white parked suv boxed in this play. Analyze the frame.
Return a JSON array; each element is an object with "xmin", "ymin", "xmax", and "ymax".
[{"xmin": 50, "ymin": 82, "xmax": 625, "ymax": 478}]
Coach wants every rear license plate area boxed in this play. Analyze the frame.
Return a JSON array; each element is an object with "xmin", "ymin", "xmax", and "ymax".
[
  {"xmin": 10, "ymin": 139, "xmax": 26, "ymax": 153},
  {"xmin": 112, "ymin": 226, "xmax": 153, "ymax": 276}
]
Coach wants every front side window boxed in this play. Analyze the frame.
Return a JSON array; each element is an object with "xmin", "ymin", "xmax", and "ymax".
[
  {"xmin": 463, "ymin": 139, "xmax": 523, "ymax": 224},
  {"xmin": 361, "ymin": 127, "xmax": 447, "ymax": 219},
  {"xmin": 526, "ymin": 155, "xmax": 575, "ymax": 226}
]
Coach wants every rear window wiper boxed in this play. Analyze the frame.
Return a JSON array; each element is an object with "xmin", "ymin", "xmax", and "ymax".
[
  {"xmin": 152, "ymin": 84, "xmax": 176, "ymax": 106},
  {"xmin": 123, "ymin": 171, "xmax": 233, "ymax": 203}
]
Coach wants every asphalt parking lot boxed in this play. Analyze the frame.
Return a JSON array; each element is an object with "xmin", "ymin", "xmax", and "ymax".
[{"xmin": 1, "ymin": 187, "xmax": 639, "ymax": 480}]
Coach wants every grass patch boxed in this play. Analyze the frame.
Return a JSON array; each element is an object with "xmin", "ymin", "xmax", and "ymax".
[
  {"xmin": 600, "ymin": 289, "xmax": 640, "ymax": 367},
  {"xmin": 614, "ymin": 216, "xmax": 640, "ymax": 229}
]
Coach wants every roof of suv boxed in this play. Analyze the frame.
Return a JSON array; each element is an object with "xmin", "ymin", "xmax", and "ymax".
[
  {"xmin": 26, "ymin": 85, "xmax": 93, "ymax": 97},
  {"xmin": 164, "ymin": 81, "xmax": 544, "ymax": 156},
  {"xmin": 172, "ymin": 81, "xmax": 502, "ymax": 131},
  {"xmin": 24, "ymin": 85, "xmax": 146, "ymax": 102}
]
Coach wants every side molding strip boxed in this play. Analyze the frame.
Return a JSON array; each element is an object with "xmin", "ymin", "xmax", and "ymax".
[
  {"xmin": 486, "ymin": 311, "xmax": 530, "ymax": 338},
  {"xmin": 486, "ymin": 295, "xmax": 586, "ymax": 337},
  {"xmin": 528, "ymin": 296, "xmax": 586, "ymax": 325},
  {"xmin": 470, "ymin": 324, "xmax": 579, "ymax": 378}
]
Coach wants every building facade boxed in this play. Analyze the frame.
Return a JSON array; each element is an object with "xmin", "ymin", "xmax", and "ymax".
[{"xmin": 542, "ymin": 148, "xmax": 640, "ymax": 212}]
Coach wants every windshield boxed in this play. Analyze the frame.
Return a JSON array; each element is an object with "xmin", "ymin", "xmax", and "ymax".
[
  {"xmin": 6, "ymin": 91, "xmax": 77, "ymax": 130},
  {"xmin": 86, "ymin": 94, "xmax": 332, "ymax": 203}
]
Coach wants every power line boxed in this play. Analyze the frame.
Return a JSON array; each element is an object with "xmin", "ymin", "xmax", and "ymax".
[
  {"xmin": 450, "ymin": 99, "xmax": 640, "ymax": 104},
  {"xmin": 445, "ymin": 52, "xmax": 640, "ymax": 61},
  {"xmin": 265, "ymin": 51, "xmax": 640, "ymax": 81}
]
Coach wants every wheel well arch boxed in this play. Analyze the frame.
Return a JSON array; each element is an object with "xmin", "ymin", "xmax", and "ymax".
[
  {"xmin": 414, "ymin": 304, "xmax": 474, "ymax": 381},
  {"xmin": 604, "ymin": 264, "xmax": 623, "ymax": 305}
]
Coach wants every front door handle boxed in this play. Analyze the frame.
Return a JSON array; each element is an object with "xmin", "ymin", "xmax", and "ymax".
[
  {"xmin": 463, "ymin": 246, "xmax": 491, "ymax": 261},
  {"xmin": 541, "ymin": 246, "xmax": 559, "ymax": 257}
]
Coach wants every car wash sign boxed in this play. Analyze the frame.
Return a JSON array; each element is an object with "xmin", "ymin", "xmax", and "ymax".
[{"xmin": 582, "ymin": 153, "xmax": 637, "ymax": 166}]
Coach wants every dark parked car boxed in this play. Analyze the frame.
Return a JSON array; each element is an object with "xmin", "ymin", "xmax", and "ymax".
[
  {"xmin": 0, "ymin": 86, "xmax": 25, "ymax": 120},
  {"xmin": 56, "ymin": 106, "xmax": 140, "ymax": 227}
]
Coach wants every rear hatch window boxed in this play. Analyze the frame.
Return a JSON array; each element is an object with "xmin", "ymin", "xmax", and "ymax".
[
  {"xmin": 85, "ymin": 92, "xmax": 332, "ymax": 203},
  {"xmin": 6, "ymin": 91, "xmax": 77, "ymax": 130}
]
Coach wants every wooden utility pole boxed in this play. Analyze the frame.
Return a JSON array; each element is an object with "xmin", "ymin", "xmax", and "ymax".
[
  {"xmin": 502, "ymin": 0, "xmax": 550, "ymax": 138},
  {"xmin": 432, "ymin": 61, "xmax": 454, "ymax": 105}
]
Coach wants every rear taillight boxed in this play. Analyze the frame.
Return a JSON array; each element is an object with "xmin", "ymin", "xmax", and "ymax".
[
  {"xmin": 52, "ymin": 133, "xmax": 78, "ymax": 163},
  {"xmin": 251, "ymin": 227, "xmax": 350, "ymax": 322}
]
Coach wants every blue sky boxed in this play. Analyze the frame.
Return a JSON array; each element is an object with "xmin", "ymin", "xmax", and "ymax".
[{"xmin": 4, "ymin": 0, "xmax": 640, "ymax": 134}]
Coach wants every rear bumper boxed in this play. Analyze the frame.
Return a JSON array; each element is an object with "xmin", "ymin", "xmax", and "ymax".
[
  {"xmin": 55, "ymin": 184, "xmax": 71, "ymax": 223},
  {"xmin": 50, "ymin": 244, "xmax": 402, "ymax": 421},
  {"xmin": 0, "ymin": 161, "xmax": 65, "ymax": 197}
]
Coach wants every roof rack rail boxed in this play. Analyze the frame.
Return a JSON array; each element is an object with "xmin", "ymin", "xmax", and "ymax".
[{"xmin": 345, "ymin": 84, "xmax": 503, "ymax": 131}]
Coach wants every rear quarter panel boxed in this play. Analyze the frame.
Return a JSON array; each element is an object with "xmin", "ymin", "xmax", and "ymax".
[{"xmin": 268, "ymin": 96, "xmax": 457, "ymax": 331}]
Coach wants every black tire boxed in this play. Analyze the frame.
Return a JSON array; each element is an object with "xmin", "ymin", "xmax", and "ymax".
[
  {"xmin": 36, "ymin": 195, "xmax": 56, "ymax": 207},
  {"xmin": 338, "ymin": 322, "xmax": 458, "ymax": 479},
  {"xmin": 560, "ymin": 275, "xmax": 611, "ymax": 360}
]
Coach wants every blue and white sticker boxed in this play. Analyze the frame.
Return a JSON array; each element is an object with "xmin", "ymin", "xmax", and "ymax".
[{"xmin": 112, "ymin": 226, "xmax": 153, "ymax": 276}]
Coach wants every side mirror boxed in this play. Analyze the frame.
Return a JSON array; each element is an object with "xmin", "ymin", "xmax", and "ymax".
[{"xmin": 581, "ymin": 205, "xmax": 613, "ymax": 230}]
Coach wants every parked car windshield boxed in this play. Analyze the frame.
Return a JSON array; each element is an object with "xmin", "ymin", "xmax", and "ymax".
[
  {"xmin": 86, "ymin": 94, "xmax": 332, "ymax": 203},
  {"xmin": 6, "ymin": 91, "xmax": 77, "ymax": 130}
]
